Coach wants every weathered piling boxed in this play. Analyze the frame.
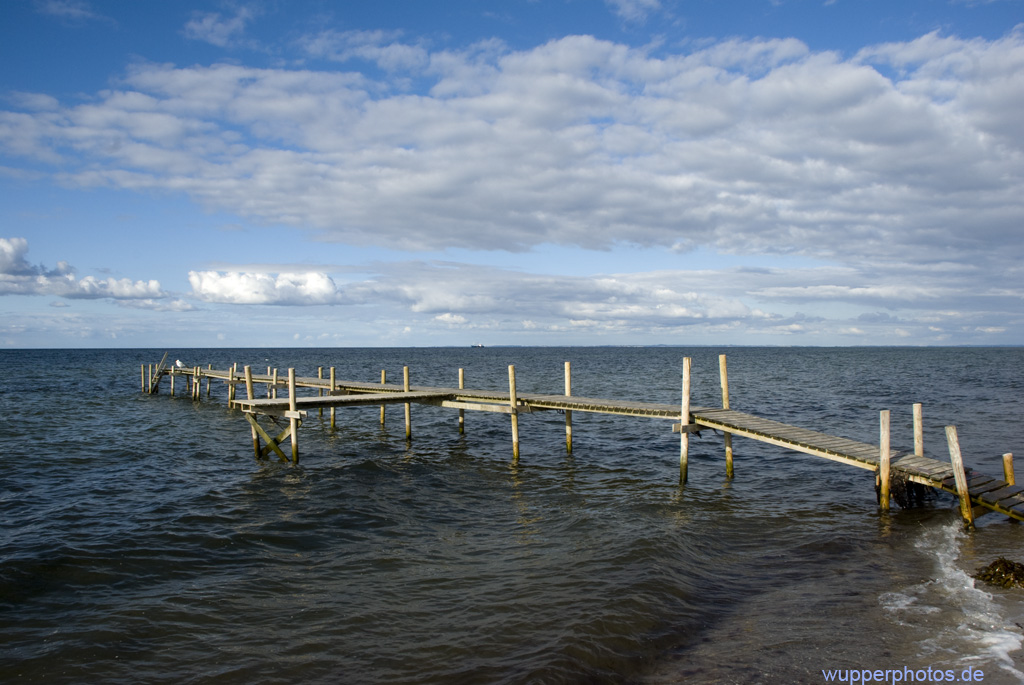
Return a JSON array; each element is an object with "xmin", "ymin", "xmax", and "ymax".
[
  {"xmin": 143, "ymin": 353, "xmax": 1024, "ymax": 525},
  {"xmin": 227, "ymin": 363, "xmax": 237, "ymax": 406},
  {"xmin": 403, "ymin": 366, "xmax": 411, "ymax": 440},
  {"xmin": 945, "ymin": 425, "xmax": 974, "ymax": 527},
  {"xmin": 458, "ymin": 368, "xmax": 465, "ymax": 435},
  {"xmin": 680, "ymin": 357, "xmax": 691, "ymax": 485},
  {"xmin": 564, "ymin": 361, "xmax": 573, "ymax": 454},
  {"xmin": 879, "ymin": 410, "xmax": 891, "ymax": 511},
  {"xmin": 913, "ymin": 403, "xmax": 924, "ymax": 457},
  {"xmin": 289, "ymin": 368, "xmax": 298, "ymax": 463},
  {"xmin": 245, "ymin": 365, "xmax": 258, "ymax": 456},
  {"xmin": 330, "ymin": 367, "xmax": 337, "ymax": 429},
  {"xmin": 509, "ymin": 365, "xmax": 520, "ymax": 461},
  {"xmin": 318, "ymin": 367, "xmax": 324, "ymax": 417},
  {"xmin": 719, "ymin": 354, "xmax": 733, "ymax": 478}
]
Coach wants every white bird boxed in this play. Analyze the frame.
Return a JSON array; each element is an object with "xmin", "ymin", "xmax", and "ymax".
[{"xmin": 175, "ymin": 359, "xmax": 186, "ymax": 369}]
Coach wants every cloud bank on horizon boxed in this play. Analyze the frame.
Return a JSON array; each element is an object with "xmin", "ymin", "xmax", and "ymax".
[{"xmin": 1, "ymin": 0, "xmax": 1022, "ymax": 347}]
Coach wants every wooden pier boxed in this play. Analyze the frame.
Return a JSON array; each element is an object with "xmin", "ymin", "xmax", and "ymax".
[{"xmin": 142, "ymin": 355, "xmax": 1022, "ymax": 526}]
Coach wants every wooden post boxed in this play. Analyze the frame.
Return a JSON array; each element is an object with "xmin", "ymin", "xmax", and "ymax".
[
  {"xmin": 719, "ymin": 354, "xmax": 733, "ymax": 478},
  {"xmin": 564, "ymin": 361, "xmax": 573, "ymax": 454},
  {"xmin": 289, "ymin": 368, "xmax": 298, "ymax": 464},
  {"xmin": 403, "ymin": 366, "xmax": 411, "ymax": 440},
  {"xmin": 206, "ymin": 364, "xmax": 211, "ymax": 397},
  {"xmin": 330, "ymin": 367, "xmax": 336, "ymax": 429},
  {"xmin": 272, "ymin": 368, "xmax": 278, "ymax": 399},
  {"xmin": 680, "ymin": 357, "xmax": 691, "ymax": 485},
  {"xmin": 879, "ymin": 410, "xmax": 891, "ymax": 511},
  {"xmin": 170, "ymin": 369, "xmax": 175, "ymax": 397},
  {"xmin": 318, "ymin": 366, "xmax": 324, "ymax": 417},
  {"xmin": 509, "ymin": 364, "xmax": 520, "ymax": 461},
  {"xmin": 945, "ymin": 426, "xmax": 974, "ymax": 527},
  {"xmin": 141, "ymin": 364, "xmax": 145, "ymax": 393},
  {"xmin": 148, "ymin": 364, "xmax": 153, "ymax": 393},
  {"xmin": 913, "ymin": 403, "xmax": 923, "ymax": 457},
  {"xmin": 380, "ymin": 369, "xmax": 387, "ymax": 426},
  {"xmin": 458, "ymin": 368, "xmax": 465, "ymax": 434},
  {"xmin": 244, "ymin": 365, "xmax": 260, "ymax": 457},
  {"xmin": 1004, "ymin": 453, "xmax": 1016, "ymax": 486},
  {"xmin": 244, "ymin": 364, "xmax": 255, "ymax": 401},
  {"xmin": 228, "ymin": 363, "xmax": 237, "ymax": 406},
  {"xmin": 267, "ymin": 366, "xmax": 272, "ymax": 397},
  {"xmin": 194, "ymin": 366, "xmax": 201, "ymax": 401}
]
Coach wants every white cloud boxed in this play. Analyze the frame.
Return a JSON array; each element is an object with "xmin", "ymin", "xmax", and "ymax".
[
  {"xmin": 2, "ymin": 30, "xmax": 1024, "ymax": 346},
  {"xmin": 0, "ymin": 237, "xmax": 168, "ymax": 300},
  {"xmin": 188, "ymin": 270, "xmax": 345, "ymax": 305},
  {"xmin": 34, "ymin": 0, "xmax": 108, "ymax": 23},
  {"xmin": 300, "ymin": 29, "xmax": 430, "ymax": 71},
  {"xmin": 117, "ymin": 298, "xmax": 196, "ymax": 312},
  {"xmin": 435, "ymin": 312, "xmax": 468, "ymax": 325},
  {"xmin": 3, "ymin": 30, "xmax": 1020, "ymax": 274},
  {"xmin": 174, "ymin": 248, "xmax": 1024, "ymax": 343},
  {"xmin": 183, "ymin": 6, "xmax": 259, "ymax": 48},
  {"xmin": 605, "ymin": 0, "xmax": 661, "ymax": 23}
]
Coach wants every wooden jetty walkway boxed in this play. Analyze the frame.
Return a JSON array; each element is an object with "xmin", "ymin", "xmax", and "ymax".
[{"xmin": 142, "ymin": 355, "xmax": 1022, "ymax": 527}]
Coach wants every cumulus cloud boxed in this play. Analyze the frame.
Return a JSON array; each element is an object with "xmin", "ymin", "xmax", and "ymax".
[
  {"xmin": 185, "ymin": 260, "xmax": 769, "ymax": 336},
  {"xmin": 2, "ymin": 29, "xmax": 1024, "ymax": 345},
  {"xmin": 3, "ymin": 29, "xmax": 1021, "ymax": 276},
  {"xmin": 222, "ymin": 257, "xmax": 1022, "ymax": 342},
  {"xmin": 188, "ymin": 270, "xmax": 346, "ymax": 305},
  {"xmin": 0, "ymin": 237, "xmax": 168, "ymax": 300}
]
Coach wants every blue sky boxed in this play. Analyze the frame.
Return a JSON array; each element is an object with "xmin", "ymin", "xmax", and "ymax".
[{"xmin": 1, "ymin": 0, "xmax": 1022, "ymax": 348}]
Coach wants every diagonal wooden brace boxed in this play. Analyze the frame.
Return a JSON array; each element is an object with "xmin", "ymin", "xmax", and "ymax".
[{"xmin": 245, "ymin": 413, "xmax": 294, "ymax": 462}]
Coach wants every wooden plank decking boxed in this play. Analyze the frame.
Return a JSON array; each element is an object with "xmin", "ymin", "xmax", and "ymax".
[
  {"xmin": 690, "ymin": 407, "xmax": 1024, "ymax": 521},
  {"xmin": 152, "ymin": 361, "xmax": 1022, "ymax": 524}
]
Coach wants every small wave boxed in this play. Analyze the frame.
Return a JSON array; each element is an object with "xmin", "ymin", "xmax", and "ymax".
[{"xmin": 882, "ymin": 519, "xmax": 1024, "ymax": 681}]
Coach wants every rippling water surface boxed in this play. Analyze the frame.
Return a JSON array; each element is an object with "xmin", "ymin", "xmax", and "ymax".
[{"xmin": 1, "ymin": 347, "xmax": 1023, "ymax": 683}]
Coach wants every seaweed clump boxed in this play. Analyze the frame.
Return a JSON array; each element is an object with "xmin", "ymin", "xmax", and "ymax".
[
  {"xmin": 890, "ymin": 470, "xmax": 932, "ymax": 509},
  {"xmin": 974, "ymin": 558, "xmax": 1024, "ymax": 589},
  {"xmin": 877, "ymin": 469, "xmax": 933, "ymax": 508}
]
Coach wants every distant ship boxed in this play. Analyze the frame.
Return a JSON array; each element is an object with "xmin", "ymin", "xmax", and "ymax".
[{"xmin": 471, "ymin": 343, "xmax": 485, "ymax": 348}]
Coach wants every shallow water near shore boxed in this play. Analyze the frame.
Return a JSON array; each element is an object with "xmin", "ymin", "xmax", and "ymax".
[{"xmin": 1, "ymin": 346, "xmax": 1023, "ymax": 683}]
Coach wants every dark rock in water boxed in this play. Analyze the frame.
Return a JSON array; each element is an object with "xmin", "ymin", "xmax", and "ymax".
[{"xmin": 974, "ymin": 558, "xmax": 1024, "ymax": 589}]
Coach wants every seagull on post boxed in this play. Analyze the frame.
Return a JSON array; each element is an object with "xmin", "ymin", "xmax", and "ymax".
[{"xmin": 175, "ymin": 359, "xmax": 186, "ymax": 369}]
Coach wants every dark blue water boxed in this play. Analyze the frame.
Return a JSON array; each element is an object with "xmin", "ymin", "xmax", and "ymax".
[{"xmin": 1, "ymin": 347, "xmax": 1023, "ymax": 683}]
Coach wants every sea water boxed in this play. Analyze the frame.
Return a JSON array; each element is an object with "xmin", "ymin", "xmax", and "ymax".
[{"xmin": 1, "ymin": 347, "xmax": 1022, "ymax": 684}]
